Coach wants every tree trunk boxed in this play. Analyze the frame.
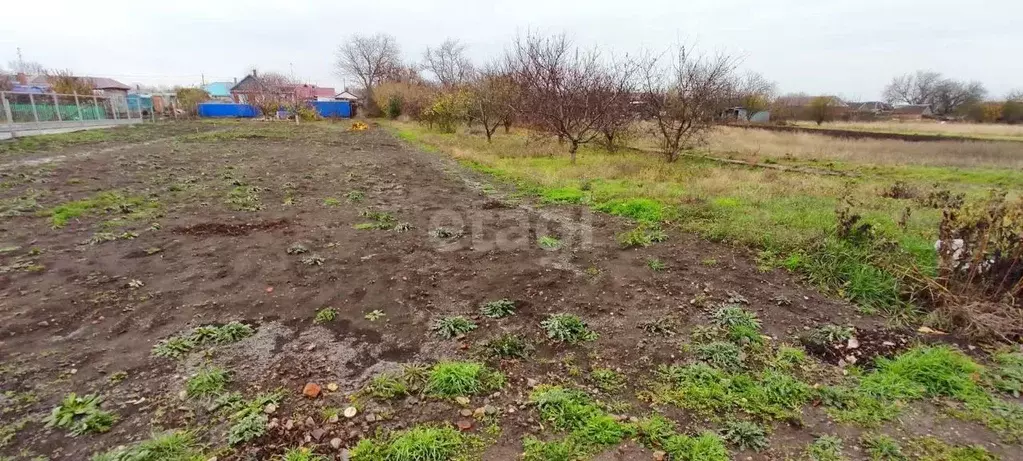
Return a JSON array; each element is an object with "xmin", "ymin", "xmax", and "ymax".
[
  {"xmin": 485, "ymin": 128, "xmax": 493, "ymax": 143},
  {"xmin": 503, "ymin": 120, "xmax": 511, "ymax": 133},
  {"xmin": 558, "ymin": 133, "xmax": 565, "ymax": 145},
  {"xmin": 569, "ymin": 140, "xmax": 579, "ymax": 164}
]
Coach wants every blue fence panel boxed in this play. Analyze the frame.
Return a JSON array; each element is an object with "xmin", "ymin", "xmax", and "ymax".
[
  {"xmin": 198, "ymin": 103, "xmax": 258, "ymax": 118},
  {"xmin": 312, "ymin": 101, "xmax": 351, "ymax": 118}
]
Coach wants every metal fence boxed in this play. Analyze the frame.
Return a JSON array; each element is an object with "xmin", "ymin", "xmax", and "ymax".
[{"xmin": 1, "ymin": 91, "xmax": 147, "ymax": 126}]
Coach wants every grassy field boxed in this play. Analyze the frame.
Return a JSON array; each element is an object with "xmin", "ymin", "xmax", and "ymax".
[
  {"xmin": 393, "ymin": 122, "xmax": 1023, "ymax": 321},
  {"xmin": 790, "ymin": 120, "xmax": 1023, "ymax": 142}
]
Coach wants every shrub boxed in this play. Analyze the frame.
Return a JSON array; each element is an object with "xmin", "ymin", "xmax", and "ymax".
[
  {"xmin": 541, "ymin": 314, "xmax": 598, "ymax": 343},
  {"xmin": 422, "ymin": 91, "xmax": 469, "ymax": 133}
]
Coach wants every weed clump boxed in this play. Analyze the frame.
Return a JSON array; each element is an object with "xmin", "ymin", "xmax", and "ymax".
[
  {"xmin": 186, "ymin": 366, "xmax": 230, "ymax": 399},
  {"xmin": 482, "ymin": 334, "xmax": 532, "ymax": 359},
  {"xmin": 432, "ymin": 316, "xmax": 478, "ymax": 339},
  {"xmin": 44, "ymin": 393, "xmax": 117, "ymax": 436},
  {"xmin": 225, "ymin": 392, "xmax": 282, "ymax": 445},
  {"xmin": 480, "ymin": 299, "xmax": 515, "ymax": 318},
  {"xmin": 616, "ymin": 224, "xmax": 668, "ymax": 248},
  {"xmin": 314, "ymin": 307, "xmax": 337, "ymax": 324},
  {"xmin": 720, "ymin": 420, "xmax": 768, "ymax": 452},
  {"xmin": 90, "ymin": 431, "xmax": 204, "ymax": 461},
  {"xmin": 350, "ymin": 425, "xmax": 470, "ymax": 461},
  {"xmin": 541, "ymin": 314, "xmax": 598, "ymax": 343},
  {"xmin": 152, "ymin": 322, "xmax": 254, "ymax": 359},
  {"xmin": 807, "ymin": 435, "xmax": 845, "ymax": 461}
]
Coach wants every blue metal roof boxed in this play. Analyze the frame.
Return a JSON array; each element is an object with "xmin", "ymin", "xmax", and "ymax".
[{"xmin": 203, "ymin": 82, "xmax": 233, "ymax": 97}]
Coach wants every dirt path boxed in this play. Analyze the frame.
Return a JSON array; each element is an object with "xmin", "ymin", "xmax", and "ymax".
[{"xmin": 0, "ymin": 123, "xmax": 1011, "ymax": 460}]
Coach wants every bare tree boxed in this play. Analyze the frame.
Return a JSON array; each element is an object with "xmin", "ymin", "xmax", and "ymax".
[
  {"xmin": 423, "ymin": 39, "xmax": 474, "ymax": 89},
  {"xmin": 242, "ymin": 70, "xmax": 296, "ymax": 119},
  {"xmin": 733, "ymin": 71, "xmax": 776, "ymax": 122},
  {"xmin": 467, "ymin": 66, "xmax": 517, "ymax": 142},
  {"xmin": 0, "ymin": 66, "xmax": 11, "ymax": 91},
  {"xmin": 637, "ymin": 45, "xmax": 737, "ymax": 162},
  {"xmin": 1008, "ymin": 89, "xmax": 1023, "ymax": 102},
  {"xmin": 932, "ymin": 79, "xmax": 986, "ymax": 116},
  {"xmin": 7, "ymin": 59, "xmax": 45, "ymax": 75},
  {"xmin": 335, "ymin": 34, "xmax": 401, "ymax": 113},
  {"xmin": 507, "ymin": 33, "xmax": 634, "ymax": 163},
  {"xmin": 883, "ymin": 70, "xmax": 986, "ymax": 116}
]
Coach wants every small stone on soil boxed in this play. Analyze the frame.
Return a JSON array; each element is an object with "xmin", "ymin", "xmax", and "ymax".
[
  {"xmin": 460, "ymin": 409, "xmax": 473, "ymax": 417},
  {"xmin": 330, "ymin": 438, "xmax": 343, "ymax": 450},
  {"xmin": 365, "ymin": 413, "xmax": 377, "ymax": 423},
  {"xmin": 327, "ymin": 382, "xmax": 339, "ymax": 392},
  {"xmin": 455, "ymin": 396, "xmax": 471, "ymax": 405},
  {"xmin": 344, "ymin": 406, "xmax": 358, "ymax": 418},
  {"xmin": 264, "ymin": 403, "xmax": 277, "ymax": 414},
  {"xmin": 303, "ymin": 382, "xmax": 322, "ymax": 398},
  {"xmin": 456, "ymin": 419, "xmax": 473, "ymax": 431},
  {"xmin": 311, "ymin": 429, "xmax": 325, "ymax": 441},
  {"xmin": 526, "ymin": 378, "xmax": 539, "ymax": 388}
]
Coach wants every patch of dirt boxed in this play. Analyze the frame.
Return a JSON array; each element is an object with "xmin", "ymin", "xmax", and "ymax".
[
  {"xmin": 802, "ymin": 327, "xmax": 915, "ymax": 366},
  {"xmin": 173, "ymin": 218, "xmax": 291, "ymax": 236},
  {"xmin": 0, "ymin": 122, "xmax": 1011, "ymax": 460}
]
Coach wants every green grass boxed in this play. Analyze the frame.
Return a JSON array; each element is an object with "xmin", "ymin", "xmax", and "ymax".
[
  {"xmin": 692, "ymin": 341, "xmax": 745, "ymax": 371},
  {"xmin": 387, "ymin": 122, "xmax": 962, "ymax": 320},
  {"xmin": 432, "ymin": 316, "xmax": 478, "ymax": 339},
  {"xmin": 807, "ymin": 435, "xmax": 846, "ymax": 461},
  {"xmin": 650, "ymin": 363, "xmax": 811, "ymax": 420},
  {"xmin": 541, "ymin": 314, "xmax": 598, "ymax": 343},
  {"xmin": 985, "ymin": 350, "xmax": 1023, "ymax": 397},
  {"xmin": 313, "ymin": 307, "xmax": 337, "ymax": 324},
  {"xmin": 43, "ymin": 393, "xmax": 117, "ymax": 436},
  {"xmin": 647, "ymin": 258, "xmax": 666, "ymax": 271},
  {"xmin": 482, "ymin": 334, "xmax": 532, "ymax": 359},
  {"xmin": 861, "ymin": 433, "xmax": 906, "ymax": 461},
  {"xmin": 709, "ymin": 305, "xmax": 761, "ymax": 330},
  {"xmin": 366, "ymin": 373, "xmax": 410, "ymax": 399},
  {"xmin": 425, "ymin": 361, "xmax": 504, "ymax": 398},
  {"xmin": 720, "ymin": 420, "xmax": 768, "ymax": 452},
  {"xmin": 152, "ymin": 322, "xmax": 254, "ymax": 359},
  {"xmin": 186, "ymin": 366, "xmax": 230, "ymax": 399},
  {"xmin": 45, "ymin": 191, "xmax": 158, "ymax": 228},
  {"xmin": 538, "ymin": 235, "xmax": 562, "ymax": 249},
  {"xmin": 90, "ymin": 431, "xmax": 205, "ymax": 461},
  {"xmin": 281, "ymin": 448, "xmax": 327, "ymax": 461},
  {"xmin": 589, "ymin": 368, "xmax": 626, "ymax": 392},
  {"xmin": 350, "ymin": 425, "xmax": 473, "ymax": 461},
  {"xmin": 905, "ymin": 437, "xmax": 998, "ymax": 461},
  {"xmin": 226, "ymin": 392, "xmax": 282, "ymax": 445},
  {"xmin": 480, "ymin": 299, "xmax": 515, "ymax": 318}
]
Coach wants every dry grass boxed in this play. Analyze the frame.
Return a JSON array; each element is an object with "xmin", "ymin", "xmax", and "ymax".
[
  {"xmin": 697, "ymin": 127, "xmax": 1023, "ymax": 170},
  {"xmin": 790, "ymin": 120, "xmax": 1023, "ymax": 141}
]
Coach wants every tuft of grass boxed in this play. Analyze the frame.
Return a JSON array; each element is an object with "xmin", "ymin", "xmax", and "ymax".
[
  {"xmin": 804, "ymin": 324, "xmax": 854, "ymax": 345},
  {"xmin": 905, "ymin": 436, "xmax": 998, "ymax": 461},
  {"xmin": 709, "ymin": 305, "xmax": 760, "ymax": 330},
  {"xmin": 44, "ymin": 393, "xmax": 117, "ymax": 436},
  {"xmin": 480, "ymin": 299, "xmax": 515, "ymax": 318},
  {"xmin": 281, "ymin": 447, "xmax": 327, "ymax": 461},
  {"xmin": 861, "ymin": 345, "xmax": 983, "ymax": 400},
  {"xmin": 186, "ymin": 366, "xmax": 230, "ymax": 400},
  {"xmin": 46, "ymin": 192, "xmax": 157, "ymax": 228},
  {"xmin": 366, "ymin": 373, "xmax": 409, "ymax": 400},
  {"xmin": 522, "ymin": 436, "xmax": 587, "ymax": 461},
  {"xmin": 773, "ymin": 345, "xmax": 808, "ymax": 370},
  {"xmin": 647, "ymin": 258, "xmax": 666, "ymax": 271},
  {"xmin": 651, "ymin": 364, "xmax": 811, "ymax": 420},
  {"xmin": 425, "ymin": 361, "xmax": 504, "ymax": 398},
  {"xmin": 365, "ymin": 309, "xmax": 386, "ymax": 321},
  {"xmin": 350, "ymin": 425, "xmax": 469, "ymax": 461},
  {"xmin": 594, "ymin": 197, "xmax": 664, "ymax": 222},
  {"xmin": 807, "ymin": 435, "xmax": 846, "ymax": 461},
  {"xmin": 692, "ymin": 341, "xmax": 745, "ymax": 371},
  {"xmin": 985, "ymin": 350, "xmax": 1023, "ymax": 397},
  {"xmin": 323, "ymin": 197, "xmax": 341, "ymax": 207},
  {"xmin": 720, "ymin": 420, "xmax": 768, "ymax": 452},
  {"xmin": 538, "ymin": 235, "xmax": 562, "ymax": 249},
  {"xmin": 432, "ymin": 316, "xmax": 478, "ymax": 339},
  {"xmin": 152, "ymin": 336, "xmax": 196, "ymax": 359},
  {"xmin": 313, "ymin": 307, "xmax": 337, "ymax": 324},
  {"xmin": 590, "ymin": 368, "xmax": 626, "ymax": 393},
  {"xmin": 90, "ymin": 430, "xmax": 204, "ymax": 461},
  {"xmin": 346, "ymin": 190, "xmax": 365, "ymax": 202},
  {"xmin": 541, "ymin": 314, "xmax": 598, "ymax": 343},
  {"xmin": 616, "ymin": 224, "xmax": 668, "ymax": 248},
  {"xmin": 226, "ymin": 392, "xmax": 282, "ymax": 445},
  {"xmin": 861, "ymin": 433, "xmax": 906, "ymax": 461},
  {"xmin": 482, "ymin": 334, "xmax": 532, "ymax": 360}
]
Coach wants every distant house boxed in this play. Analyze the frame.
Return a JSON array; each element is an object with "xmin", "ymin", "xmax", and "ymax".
[
  {"xmin": 229, "ymin": 72, "xmax": 335, "ymax": 104},
  {"xmin": 334, "ymin": 90, "xmax": 359, "ymax": 102},
  {"xmin": 772, "ymin": 95, "xmax": 852, "ymax": 121},
  {"xmin": 848, "ymin": 101, "xmax": 894, "ymax": 115},
  {"xmin": 892, "ymin": 104, "xmax": 934, "ymax": 120},
  {"xmin": 721, "ymin": 107, "xmax": 770, "ymax": 123},
  {"xmin": 202, "ymin": 82, "xmax": 234, "ymax": 101},
  {"xmin": 28, "ymin": 75, "xmax": 130, "ymax": 99}
]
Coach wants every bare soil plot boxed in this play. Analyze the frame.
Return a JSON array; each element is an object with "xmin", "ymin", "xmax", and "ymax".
[{"xmin": 0, "ymin": 122, "xmax": 1018, "ymax": 460}]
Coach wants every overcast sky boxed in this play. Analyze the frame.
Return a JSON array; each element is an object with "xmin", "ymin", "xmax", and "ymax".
[{"xmin": 3, "ymin": 0, "xmax": 1021, "ymax": 99}]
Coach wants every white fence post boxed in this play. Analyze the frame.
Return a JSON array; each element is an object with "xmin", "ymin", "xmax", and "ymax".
[
  {"xmin": 74, "ymin": 92, "xmax": 84, "ymax": 124},
  {"xmin": 2, "ymin": 93, "xmax": 12, "ymax": 125},
  {"xmin": 29, "ymin": 93, "xmax": 39, "ymax": 122},
  {"xmin": 53, "ymin": 93, "xmax": 62, "ymax": 122}
]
